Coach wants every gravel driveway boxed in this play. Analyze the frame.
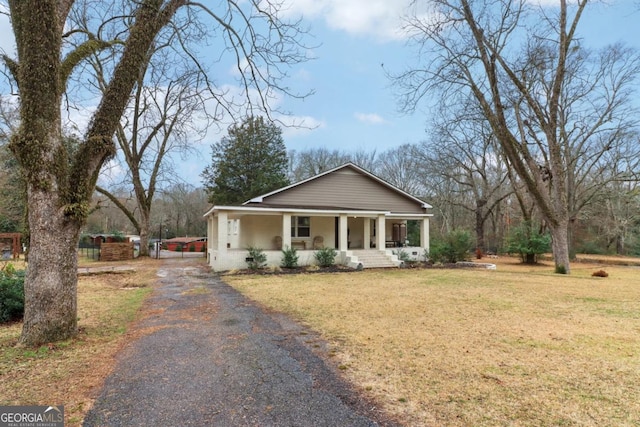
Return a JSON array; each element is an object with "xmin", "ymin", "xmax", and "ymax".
[{"xmin": 83, "ymin": 258, "xmax": 399, "ymax": 426}]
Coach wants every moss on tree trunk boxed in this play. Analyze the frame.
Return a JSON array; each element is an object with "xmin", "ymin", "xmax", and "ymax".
[
  {"xmin": 8, "ymin": 0, "xmax": 186, "ymax": 345},
  {"xmin": 21, "ymin": 187, "xmax": 81, "ymax": 345}
]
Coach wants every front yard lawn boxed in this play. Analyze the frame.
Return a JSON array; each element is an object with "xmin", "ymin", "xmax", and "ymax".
[
  {"xmin": 223, "ymin": 256, "xmax": 640, "ymax": 426},
  {"xmin": 0, "ymin": 259, "xmax": 156, "ymax": 426}
]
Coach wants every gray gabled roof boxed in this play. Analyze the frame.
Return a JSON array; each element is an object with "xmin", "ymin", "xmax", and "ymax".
[{"xmin": 243, "ymin": 162, "xmax": 432, "ymax": 213}]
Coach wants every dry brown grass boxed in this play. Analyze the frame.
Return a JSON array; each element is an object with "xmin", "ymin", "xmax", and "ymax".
[
  {"xmin": 0, "ymin": 258, "xmax": 158, "ymax": 426},
  {"xmin": 224, "ymin": 256, "xmax": 640, "ymax": 426}
]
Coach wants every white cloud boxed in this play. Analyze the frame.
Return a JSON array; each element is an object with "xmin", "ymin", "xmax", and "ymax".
[
  {"xmin": 293, "ymin": 68, "xmax": 312, "ymax": 82},
  {"xmin": 278, "ymin": 115, "xmax": 326, "ymax": 139},
  {"xmin": 200, "ymin": 83, "xmax": 325, "ymax": 137},
  {"xmin": 354, "ymin": 112, "xmax": 387, "ymax": 125},
  {"xmin": 277, "ymin": 0, "xmax": 590, "ymax": 41},
  {"xmin": 278, "ymin": 0, "xmax": 413, "ymax": 41}
]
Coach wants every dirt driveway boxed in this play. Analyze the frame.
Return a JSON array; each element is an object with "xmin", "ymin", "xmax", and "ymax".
[{"xmin": 83, "ymin": 258, "xmax": 398, "ymax": 426}]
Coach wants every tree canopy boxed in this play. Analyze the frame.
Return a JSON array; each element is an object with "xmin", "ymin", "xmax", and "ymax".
[
  {"xmin": 395, "ymin": 0, "xmax": 640, "ymax": 273},
  {"xmin": 202, "ymin": 116, "xmax": 289, "ymax": 205},
  {"xmin": 3, "ymin": 0, "xmax": 309, "ymax": 346}
]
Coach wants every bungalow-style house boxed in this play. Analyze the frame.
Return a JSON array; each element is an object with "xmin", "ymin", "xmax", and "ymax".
[{"xmin": 203, "ymin": 163, "xmax": 433, "ymax": 271}]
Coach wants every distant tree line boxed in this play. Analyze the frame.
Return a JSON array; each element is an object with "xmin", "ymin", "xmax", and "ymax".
[
  {"xmin": 2, "ymin": 127, "xmax": 638, "ymax": 259},
  {"xmin": 287, "ymin": 145, "xmax": 640, "ymax": 258},
  {"xmin": 86, "ymin": 184, "xmax": 209, "ymax": 240}
]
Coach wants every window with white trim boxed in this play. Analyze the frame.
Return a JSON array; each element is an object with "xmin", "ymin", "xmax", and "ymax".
[{"xmin": 291, "ymin": 216, "xmax": 310, "ymax": 237}]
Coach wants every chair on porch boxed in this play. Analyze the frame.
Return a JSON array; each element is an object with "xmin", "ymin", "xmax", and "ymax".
[
  {"xmin": 273, "ymin": 236, "xmax": 282, "ymax": 250},
  {"xmin": 312, "ymin": 235, "xmax": 324, "ymax": 249}
]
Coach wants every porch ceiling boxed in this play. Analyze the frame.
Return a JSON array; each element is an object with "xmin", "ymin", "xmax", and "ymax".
[
  {"xmin": 205, "ymin": 205, "xmax": 391, "ymax": 218},
  {"xmin": 205, "ymin": 205, "xmax": 434, "ymax": 219}
]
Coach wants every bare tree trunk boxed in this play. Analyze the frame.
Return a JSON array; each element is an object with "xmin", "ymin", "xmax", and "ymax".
[
  {"xmin": 10, "ymin": 0, "xmax": 186, "ymax": 345},
  {"xmin": 138, "ymin": 211, "xmax": 151, "ymax": 257},
  {"xmin": 616, "ymin": 234, "xmax": 624, "ymax": 255},
  {"xmin": 21, "ymin": 188, "xmax": 80, "ymax": 345},
  {"xmin": 550, "ymin": 219, "xmax": 571, "ymax": 274},
  {"xmin": 475, "ymin": 199, "xmax": 486, "ymax": 257}
]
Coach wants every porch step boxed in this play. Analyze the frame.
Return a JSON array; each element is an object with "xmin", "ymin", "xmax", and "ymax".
[{"xmin": 349, "ymin": 250, "xmax": 399, "ymax": 269}]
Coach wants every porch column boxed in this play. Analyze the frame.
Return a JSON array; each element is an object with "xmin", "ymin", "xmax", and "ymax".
[
  {"xmin": 421, "ymin": 218, "xmax": 430, "ymax": 253},
  {"xmin": 207, "ymin": 216, "xmax": 216, "ymax": 263},
  {"xmin": 282, "ymin": 214, "xmax": 292, "ymax": 249},
  {"xmin": 363, "ymin": 218, "xmax": 371, "ymax": 249},
  {"xmin": 339, "ymin": 214, "xmax": 349, "ymax": 251},
  {"xmin": 376, "ymin": 214, "xmax": 386, "ymax": 251},
  {"xmin": 208, "ymin": 215, "xmax": 216, "ymax": 246},
  {"xmin": 216, "ymin": 211, "xmax": 228, "ymax": 254}
]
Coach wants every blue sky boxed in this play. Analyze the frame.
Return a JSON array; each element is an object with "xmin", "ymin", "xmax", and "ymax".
[
  {"xmin": 272, "ymin": 0, "xmax": 640, "ymax": 156},
  {"xmin": 0, "ymin": 1, "xmax": 639, "ymax": 186}
]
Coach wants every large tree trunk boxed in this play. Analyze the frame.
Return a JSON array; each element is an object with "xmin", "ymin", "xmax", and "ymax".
[
  {"xmin": 138, "ymin": 211, "xmax": 151, "ymax": 257},
  {"xmin": 21, "ymin": 187, "xmax": 81, "ymax": 345},
  {"xmin": 550, "ymin": 220, "xmax": 571, "ymax": 274},
  {"xmin": 8, "ymin": 0, "xmax": 187, "ymax": 345}
]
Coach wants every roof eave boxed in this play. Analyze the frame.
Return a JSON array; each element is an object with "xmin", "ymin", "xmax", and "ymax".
[{"xmin": 205, "ymin": 205, "xmax": 434, "ymax": 218}]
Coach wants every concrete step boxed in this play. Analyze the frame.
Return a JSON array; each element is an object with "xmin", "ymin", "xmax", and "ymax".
[{"xmin": 349, "ymin": 250, "xmax": 399, "ymax": 268}]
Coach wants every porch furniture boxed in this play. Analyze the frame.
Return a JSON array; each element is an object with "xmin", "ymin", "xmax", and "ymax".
[
  {"xmin": 313, "ymin": 236, "xmax": 324, "ymax": 249},
  {"xmin": 273, "ymin": 236, "xmax": 282, "ymax": 250},
  {"xmin": 292, "ymin": 240, "xmax": 306, "ymax": 250}
]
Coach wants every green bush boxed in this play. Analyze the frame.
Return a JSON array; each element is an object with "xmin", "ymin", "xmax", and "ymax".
[
  {"xmin": 314, "ymin": 247, "xmax": 338, "ymax": 268},
  {"xmin": 506, "ymin": 221, "xmax": 551, "ymax": 264},
  {"xmin": 246, "ymin": 246, "xmax": 267, "ymax": 270},
  {"xmin": 0, "ymin": 267, "xmax": 25, "ymax": 323},
  {"xmin": 281, "ymin": 246, "xmax": 299, "ymax": 268},
  {"xmin": 576, "ymin": 240, "xmax": 607, "ymax": 255},
  {"xmin": 429, "ymin": 230, "xmax": 472, "ymax": 263},
  {"xmin": 629, "ymin": 237, "xmax": 640, "ymax": 257},
  {"xmin": 189, "ymin": 244, "xmax": 195, "ymax": 252},
  {"xmin": 112, "ymin": 231, "xmax": 126, "ymax": 242},
  {"xmin": 393, "ymin": 248, "xmax": 411, "ymax": 262},
  {"xmin": 422, "ymin": 248, "xmax": 430, "ymax": 262}
]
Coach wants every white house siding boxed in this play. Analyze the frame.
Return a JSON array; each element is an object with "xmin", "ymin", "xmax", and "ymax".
[
  {"xmin": 236, "ymin": 215, "xmax": 339, "ymax": 251},
  {"xmin": 311, "ymin": 216, "xmax": 335, "ymax": 248},
  {"xmin": 227, "ymin": 219, "xmax": 240, "ymax": 248},
  {"xmin": 239, "ymin": 215, "xmax": 281, "ymax": 249},
  {"xmin": 347, "ymin": 216, "xmax": 364, "ymax": 248},
  {"xmin": 209, "ymin": 248, "xmax": 324, "ymax": 271}
]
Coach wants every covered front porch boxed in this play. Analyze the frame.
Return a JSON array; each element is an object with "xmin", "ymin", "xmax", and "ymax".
[{"xmin": 205, "ymin": 206, "xmax": 431, "ymax": 271}]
